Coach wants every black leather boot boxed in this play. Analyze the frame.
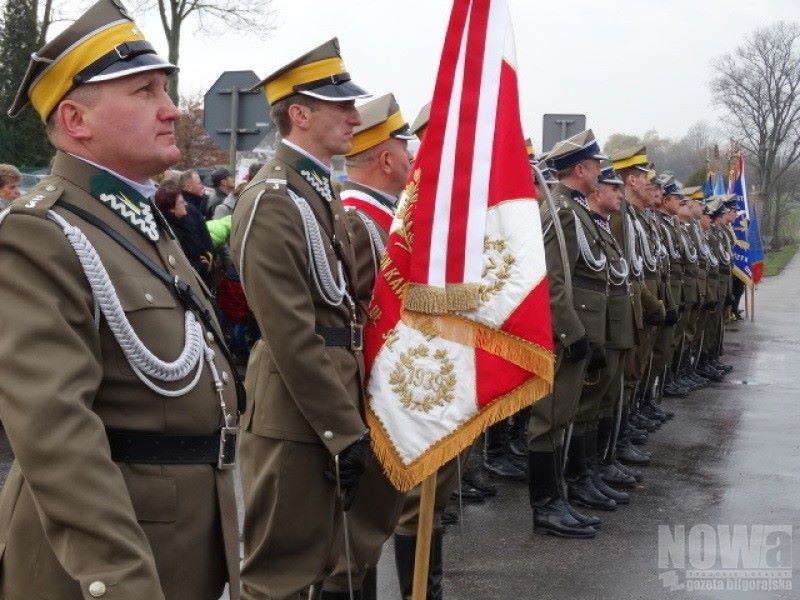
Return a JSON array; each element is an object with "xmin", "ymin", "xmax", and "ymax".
[
  {"xmin": 617, "ymin": 440, "xmax": 651, "ymax": 466},
  {"xmin": 395, "ymin": 533, "xmax": 415, "ymax": 600},
  {"xmin": 360, "ymin": 568, "xmax": 376, "ymax": 600},
  {"xmin": 529, "ymin": 451, "xmax": 597, "ymax": 538},
  {"xmin": 599, "ymin": 460, "xmax": 637, "ymax": 487},
  {"xmin": 585, "ymin": 425, "xmax": 629, "ymax": 505},
  {"xmin": 395, "ymin": 531, "xmax": 443, "ymax": 600},
  {"xmin": 507, "ymin": 407, "xmax": 530, "ymax": 471},
  {"xmin": 614, "ymin": 458, "xmax": 643, "ymax": 482},
  {"xmin": 483, "ymin": 422, "xmax": 525, "ymax": 480},
  {"xmin": 566, "ymin": 434, "xmax": 616, "ymax": 511},
  {"xmin": 461, "ymin": 468, "xmax": 497, "ymax": 497}
]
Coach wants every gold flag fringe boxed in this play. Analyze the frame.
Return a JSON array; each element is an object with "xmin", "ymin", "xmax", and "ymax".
[
  {"xmin": 368, "ymin": 376, "xmax": 552, "ymax": 492},
  {"xmin": 403, "ymin": 312, "xmax": 555, "ymax": 385},
  {"xmin": 404, "ymin": 283, "xmax": 481, "ymax": 314}
]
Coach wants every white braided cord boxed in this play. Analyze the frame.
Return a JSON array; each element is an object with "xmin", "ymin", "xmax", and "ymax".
[
  {"xmin": 353, "ymin": 209, "xmax": 385, "ymax": 282},
  {"xmin": 573, "ymin": 211, "xmax": 607, "ymax": 273},
  {"xmin": 287, "ymin": 188, "xmax": 350, "ymax": 308},
  {"xmin": 45, "ymin": 211, "xmax": 210, "ymax": 397}
]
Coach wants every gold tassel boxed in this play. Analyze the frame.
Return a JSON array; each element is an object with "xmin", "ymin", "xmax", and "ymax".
[
  {"xmin": 404, "ymin": 284, "xmax": 450, "ymax": 314},
  {"xmin": 445, "ymin": 283, "xmax": 480, "ymax": 311},
  {"xmin": 367, "ymin": 377, "xmax": 552, "ymax": 491}
]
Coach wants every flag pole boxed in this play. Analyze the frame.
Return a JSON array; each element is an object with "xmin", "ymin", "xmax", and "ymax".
[
  {"xmin": 750, "ymin": 285, "xmax": 756, "ymax": 322},
  {"xmin": 412, "ymin": 470, "xmax": 438, "ymax": 600}
]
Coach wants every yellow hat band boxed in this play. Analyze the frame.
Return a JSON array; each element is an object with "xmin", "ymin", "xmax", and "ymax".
[
  {"xmin": 690, "ymin": 191, "xmax": 705, "ymax": 200},
  {"xmin": 612, "ymin": 154, "xmax": 649, "ymax": 171},
  {"xmin": 347, "ymin": 111, "xmax": 407, "ymax": 156},
  {"xmin": 526, "ymin": 143, "xmax": 535, "ymax": 155},
  {"xmin": 264, "ymin": 56, "xmax": 346, "ymax": 104},
  {"xmin": 30, "ymin": 21, "xmax": 145, "ymax": 121}
]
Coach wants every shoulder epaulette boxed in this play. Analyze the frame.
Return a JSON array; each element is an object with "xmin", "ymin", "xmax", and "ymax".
[{"xmin": 9, "ymin": 178, "xmax": 65, "ymax": 219}]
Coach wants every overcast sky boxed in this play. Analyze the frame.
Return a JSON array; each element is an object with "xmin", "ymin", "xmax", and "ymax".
[{"xmin": 58, "ymin": 1, "xmax": 800, "ymax": 148}]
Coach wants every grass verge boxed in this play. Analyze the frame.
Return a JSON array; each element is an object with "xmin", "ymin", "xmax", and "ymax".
[{"xmin": 764, "ymin": 244, "xmax": 799, "ymax": 277}]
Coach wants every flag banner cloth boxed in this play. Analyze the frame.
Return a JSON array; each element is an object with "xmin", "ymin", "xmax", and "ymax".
[
  {"xmin": 729, "ymin": 156, "xmax": 764, "ymax": 286},
  {"xmin": 364, "ymin": 0, "xmax": 554, "ymax": 491}
]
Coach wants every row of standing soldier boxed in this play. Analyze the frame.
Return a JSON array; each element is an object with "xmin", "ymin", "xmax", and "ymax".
[{"xmin": 0, "ymin": 0, "xmax": 740, "ymax": 598}]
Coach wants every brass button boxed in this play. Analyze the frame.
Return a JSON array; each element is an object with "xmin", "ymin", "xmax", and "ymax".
[
  {"xmin": 168, "ymin": 255, "xmax": 177, "ymax": 267},
  {"xmin": 334, "ymin": 214, "xmax": 340, "ymax": 221},
  {"xmin": 580, "ymin": 304, "xmax": 586, "ymax": 309},
  {"xmin": 88, "ymin": 581, "xmax": 107, "ymax": 597},
  {"xmin": 45, "ymin": 184, "xmax": 57, "ymax": 192},
  {"xmin": 323, "ymin": 431, "xmax": 334, "ymax": 440},
  {"xmin": 222, "ymin": 371, "xmax": 230, "ymax": 383},
  {"xmin": 560, "ymin": 333, "xmax": 566, "ymax": 339},
  {"xmin": 144, "ymin": 293, "xmax": 154, "ymax": 303},
  {"xmin": 275, "ymin": 165, "xmax": 282, "ymax": 171},
  {"xmin": 206, "ymin": 331, "xmax": 214, "ymax": 343}
]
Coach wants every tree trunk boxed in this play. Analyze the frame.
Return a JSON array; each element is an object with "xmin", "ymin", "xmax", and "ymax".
[{"xmin": 167, "ymin": 27, "xmax": 180, "ymax": 105}]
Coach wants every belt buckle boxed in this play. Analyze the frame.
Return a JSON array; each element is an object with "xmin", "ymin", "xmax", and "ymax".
[
  {"xmin": 218, "ymin": 426, "xmax": 239, "ymax": 470},
  {"xmin": 350, "ymin": 323, "xmax": 363, "ymax": 351}
]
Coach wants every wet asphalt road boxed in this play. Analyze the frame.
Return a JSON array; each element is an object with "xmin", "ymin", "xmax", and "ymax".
[{"xmin": 2, "ymin": 254, "xmax": 799, "ymax": 599}]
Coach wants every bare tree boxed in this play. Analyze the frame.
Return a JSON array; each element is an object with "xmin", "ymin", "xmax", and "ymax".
[
  {"xmin": 132, "ymin": 0, "xmax": 276, "ymax": 102},
  {"xmin": 711, "ymin": 22, "xmax": 800, "ymax": 242},
  {"xmin": 173, "ymin": 93, "xmax": 228, "ymax": 169}
]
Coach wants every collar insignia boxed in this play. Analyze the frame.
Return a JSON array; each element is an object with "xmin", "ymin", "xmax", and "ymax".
[{"xmin": 90, "ymin": 171, "xmax": 160, "ymax": 242}]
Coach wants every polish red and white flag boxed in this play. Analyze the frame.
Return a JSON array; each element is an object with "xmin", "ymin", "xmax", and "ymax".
[{"xmin": 364, "ymin": 0, "xmax": 554, "ymax": 491}]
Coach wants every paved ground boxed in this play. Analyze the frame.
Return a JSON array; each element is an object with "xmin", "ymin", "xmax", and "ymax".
[{"xmin": 2, "ymin": 254, "xmax": 799, "ymax": 599}]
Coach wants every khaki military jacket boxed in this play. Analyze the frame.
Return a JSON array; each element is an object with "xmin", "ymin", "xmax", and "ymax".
[
  {"xmin": 656, "ymin": 211, "xmax": 684, "ymax": 311},
  {"xmin": 0, "ymin": 153, "xmax": 240, "ymax": 600},
  {"xmin": 541, "ymin": 184, "xmax": 608, "ymax": 348},
  {"xmin": 677, "ymin": 221, "xmax": 700, "ymax": 306},
  {"xmin": 230, "ymin": 142, "xmax": 367, "ymax": 456},
  {"xmin": 339, "ymin": 181, "xmax": 394, "ymax": 308},
  {"xmin": 610, "ymin": 202, "xmax": 665, "ymax": 329},
  {"xmin": 591, "ymin": 213, "xmax": 636, "ymax": 350}
]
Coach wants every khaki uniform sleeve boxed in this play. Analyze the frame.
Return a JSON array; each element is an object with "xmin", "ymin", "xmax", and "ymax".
[
  {"xmin": 0, "ymin": 214, "xmax": 164, "ymax": 599},
  {"xmin": 345, "ymin": 211, "xmax": 380, "ymax": 308},
  {"xmin": 236, "ymin": 193, "xmax": 366, "ymax": 455},
  {"xmin": 641, "ymin": 280, "xmax": 666, "ymax": 321},
  {"xmin": 542, "ymin": 207, "xmax": 585, "ymax": 347}
]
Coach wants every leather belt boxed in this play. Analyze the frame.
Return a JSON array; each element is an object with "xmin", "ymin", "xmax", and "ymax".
[
  {"xmin": 107, "ymin": 428, "xmax": 238, "ymax": 470},
  {"xmin": 572, "ymin": 274, "xmax": 607, "ymax": 293},
  {"xmin": 316, "ymin": 324, "xmax": 363, "ymax": 351}
]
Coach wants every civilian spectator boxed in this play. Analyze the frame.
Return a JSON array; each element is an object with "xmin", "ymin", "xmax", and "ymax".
[
  {"xmin": 0, "ymin": 164, "xmax": 22, "ymax": 210},
  {"xmin": 178, "ymin": 169, "xmax": 209, "ymax": 216},
  {"xmin": 207, "ymin": 168, "xmax": 234, "ymax": 218},
  {"xmin": 154, "ymin": 182, "xmax": 216, "ymax": 286}
]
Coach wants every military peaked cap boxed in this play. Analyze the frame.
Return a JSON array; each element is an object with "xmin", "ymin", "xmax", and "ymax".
[
  {"xmin": 411, "ymin": 101, "xmax": 431, "ymax": 140},
  {"xmin": 546, "ymin": 129, "xmax": 608, "ymax": 171},
  {"xmin": 254, "ymin": 38, "xmax": 369, "ymax": 105},
  {"xmin": 347, "ymin": 93, "xmax": 414, "ymax": 156},
  {"xmin": 9, "ymin": 0, "xmax": 176, "ymax": 121},
  {"xmin": 611, "ymin": 145, "xmax": 650, "ymax": 172}
]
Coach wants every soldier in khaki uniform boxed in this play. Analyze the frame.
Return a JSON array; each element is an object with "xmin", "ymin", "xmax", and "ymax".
[
  {"xmin": 230, "ymin": 40, "xmax": 372, "ymax": 600},
  {"xmin": 609, "ymin": 146, "xmax": 665, "ymax": 469},
  {"xmin": 526, "ymin": 130, "xmax": 610, "ymax": 539},
  {"xmin": 322, "ymin": 93, "xmax": 414, "ymax": 600},
  {"xmin": 0, "ymin": 1, "xmax": 242, "ymax": 598},
  {"xmin": 569, "ymin": 164, "xmax": 634, "ymax": 510}
]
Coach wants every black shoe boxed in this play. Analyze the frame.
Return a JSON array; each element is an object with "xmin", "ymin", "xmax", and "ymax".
[
  {"xmin": 614, "ymin": 459, "xmax": 643, "ymax": 482},
  {"xmin": 599, "ymin": 461, "xmax": 637, "ymax": 488},
  {"xmin": 483, "ymin": 454, "xmax": 526, "ymax": 480},
  {"xmin": 697, "ymin": 364, "xmax": 724, "ymax": 382},
  {"xmin": 565, "ymin": 502, "xmax": 602, "ymax": 529},
  {"xmin": 591, "ymin": 471, "xmax": 630, "ymax": 505},
  {"xmin": 452, "ymin": 481, "xmax": 485, "ymax": 503},
  {"xmin": 631, "ymin": 413, "xmax": 660, "ymax": 432},
  {"xmin": 688, "ymin": 372, "xmax": 709, "ymax": 386},
  {"xmin": 441, "ymin": 510, "xmax": 458, "ymax": 526},
  {"xmin": 617, "ymin": 442, "xmax": 651, "ymax": 466},
  {"xmin": 568, "ymin": 474, "xmax": 617, "ymax": 511},
  {"xmin": 461, "ymin": 470, "xmax": 497, "ymax": 497},
  {"xmin": 533, "ymin": 497, "xmax": 597, "ymax": 538},
  {"xmin": 320, "ymin": 591, "xmax": 361, "ymax": 599},
  {"xmin": 630, "ymin": 430, "xmax": 648, "ymax": 445},
  {"xmin": 663, "ymin": 382, "xmax": 688, "ymax": 398},
  {"xmin": 394, "ymin": 530, "xmax": 443, "ymax": 600}
]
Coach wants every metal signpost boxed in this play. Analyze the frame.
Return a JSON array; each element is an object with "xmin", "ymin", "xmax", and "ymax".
[
  {"xmin": 203, "ymin": 70, "xmax": 272, "ymax": 174},
  {"xmin": 542, "ymin": 113, "xmax": 587, "ymax": 153}
]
